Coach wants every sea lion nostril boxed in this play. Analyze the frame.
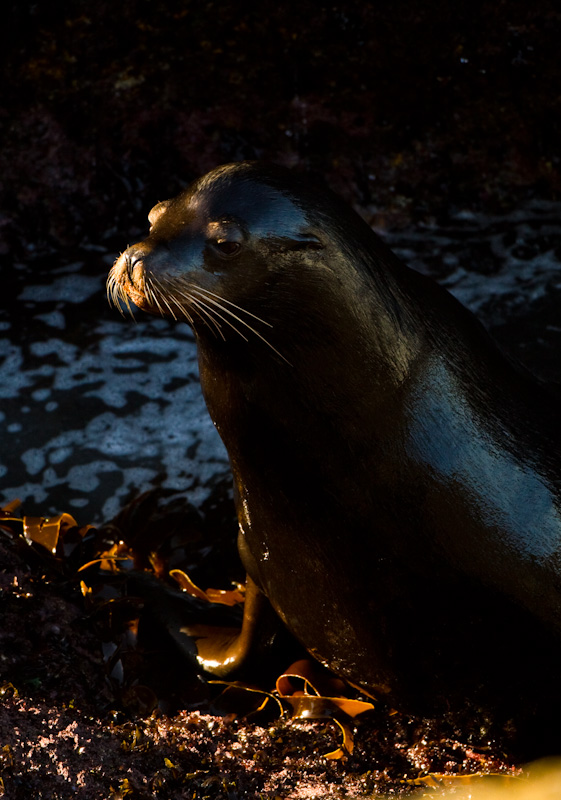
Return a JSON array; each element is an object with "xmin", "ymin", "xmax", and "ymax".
[
  {"xmin": 125, "ymin": 247, "xmax": 141, "ymax": 267},
  {"xmin": 125, "ymin": 252, "xmax": 135, "ymax": 280},
  {"xmin": 123, "ymin": 247, "xmax": 149, "ymax": 285}
]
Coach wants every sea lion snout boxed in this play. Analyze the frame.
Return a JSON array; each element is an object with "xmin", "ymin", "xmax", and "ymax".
[
  {"xmin": 121, "ymin": 242, "xmax": 159, "ymax": 290},
  {"xmin": 122, "ymin": 240, "xmax": 170, "ymax": 280},
  {"xmin": 108, "ymin": 242, "xmax": 167, "ymax": 315}
]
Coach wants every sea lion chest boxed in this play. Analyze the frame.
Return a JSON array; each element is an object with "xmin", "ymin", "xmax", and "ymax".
[{"xmin": 199, "ymin": 331, "xmax": 561, "ymax": 710}]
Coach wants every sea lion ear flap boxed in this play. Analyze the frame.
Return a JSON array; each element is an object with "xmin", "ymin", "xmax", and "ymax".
[
  {"xmin": 290, "ymin": 232, "xmax": 324, "ymax": 251},
  {"xmin": 148, "ymin": 200, "xmax": 172, "ymax": 227}
]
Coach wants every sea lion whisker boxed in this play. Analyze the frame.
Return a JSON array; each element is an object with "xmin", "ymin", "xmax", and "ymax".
[
  {"xmin": 145, "ymin": 277, "xmax": 170, "ymax": 319},
  {"xmin": 143, "ymin": 281, "xmax": 157, "ymax": 309},
  {"xmin": 119, "ymin": 282, "xmax": 136, "ymax": 321},
  {"xmin": 112, "ymin": 287, "xmax": 123, "ymax": 316},
  {"xmin": 106, "ymin": 276, "xmax": 114, "ymax": 308},
  {"xmin": 170, "ymin": 296, "xmax": 194, "ymax": 324},
  {"xmin": 154, "ymin": 282, "xmax": 222, "ymax": 336},
  {"xmin": 145, "ymin": 276, "xmax": 170, "ymax": 319},
  {"xmin": 107, "ymin": 274, "xmax": 126, "ymax": 317},
  {"xmin": 188, "ymin": 287, "xmax": 290, "ymax": 364},
  {"xmin": 190, "ymin": 300, "xmax": 226, "ymax": 340},
  {"xmin": 180, "ymin": 293, "xmax": 224, "ymax": 338},
  {"xmin": 163, "ymin": 284, "xmax": 234, "ymax": 341},
  {"xmin": 190, "ymin": 295, "xmax": 250, "ymax": 342},
  {"xmin": 106, "ymin": 277, "xmax": 115, "ymax": 310},
  {"xmin": 160, "ymin": 295, "xmax": 179, "ymax": 322},
  {"xmin": 113, "ymin": 271, "xmax": 136, "ymax": 320},
  {"xmin": 187, "ymin": 289, "xmax": 256, "ymax": 340},
  {"xmin": 150, "ymin": 275, "xmax": 227, "ymax": 339},
  {"xmin": 149, "ymin": 275, "xmax": 180, "ymax": 321},
  {"xmin": 108, "ymin": 261, "xmax": 136, "ymax": 320},
  {"xmin": 190, "ymin": 284, "xmax": 274, "ymax": 328}
]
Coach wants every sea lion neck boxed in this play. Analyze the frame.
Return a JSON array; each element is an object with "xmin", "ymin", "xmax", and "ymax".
[
  {"xmin": 193, "ymin": 262, "xmax": 424, "ymax": 473},
  {"xmin": 191, "ymin": 238, "xmax": 425, "ymax": 401}
]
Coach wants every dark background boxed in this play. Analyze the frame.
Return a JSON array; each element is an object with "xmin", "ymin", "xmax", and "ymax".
[
  {"xmin": 0, "ymin": 6, "xmax": 560, "ymax": 795},
  {"xmin": 2, "ymin": 1, "xmax": 561, "ymax": 256}
]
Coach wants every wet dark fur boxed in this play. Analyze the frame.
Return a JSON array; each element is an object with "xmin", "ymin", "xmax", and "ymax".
[{"xmin": 109, "ymin": 162, "xmax": 561, "ymax": 757}]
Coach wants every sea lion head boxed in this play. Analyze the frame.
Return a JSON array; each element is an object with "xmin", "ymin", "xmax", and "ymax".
[
  {"xmin": 108, "ymin": 164, "xmax": 340, "ymax": 349},
  {"xmin": 107, "ymin": 162, "xmax": 402, "ymax": 365}
]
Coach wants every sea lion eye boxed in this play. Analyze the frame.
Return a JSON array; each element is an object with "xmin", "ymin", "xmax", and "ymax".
[
  {"xmin": 206, "ymin": 221, "xmax": 244, "ymax": 259},
  {"xmin": 212, "ymin": 239, "xmax": 242, "ymax": 257}
]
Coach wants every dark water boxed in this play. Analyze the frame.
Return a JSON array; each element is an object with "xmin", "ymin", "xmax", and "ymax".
[{"xmin": 1, "ymin": 203, "xmax": 560, "ymax": 524}]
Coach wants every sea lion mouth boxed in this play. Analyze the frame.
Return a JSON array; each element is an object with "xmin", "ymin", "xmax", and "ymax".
[
  {"xmin": 123, "ymin": 265, "xmax": 151, "ymax": 310},
  {"xmin": 107, "ymin": 251, "xmax": 290, "ymax": 362},
  {"xmin": 107, "ymin": 252, "xmax": 165, "ymax": 317}
]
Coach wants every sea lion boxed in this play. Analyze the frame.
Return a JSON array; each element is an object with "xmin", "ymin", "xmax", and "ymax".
[{"xmin": 107, "ymin": 162, "xmax": 561, "ymax": 748}]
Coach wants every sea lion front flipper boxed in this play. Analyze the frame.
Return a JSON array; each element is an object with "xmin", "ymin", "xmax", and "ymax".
[{"xmin": 182, "ymin": 574, "xmax": 272, "ymax": 678}]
